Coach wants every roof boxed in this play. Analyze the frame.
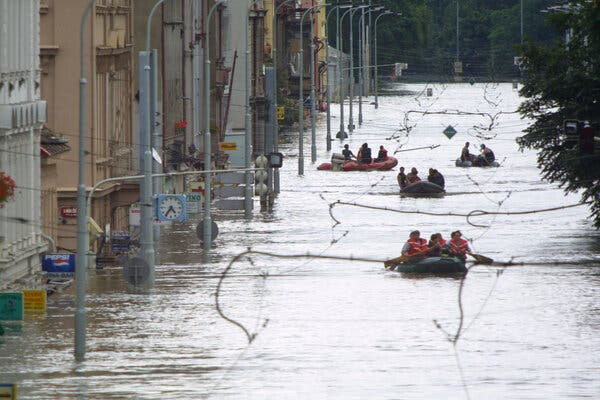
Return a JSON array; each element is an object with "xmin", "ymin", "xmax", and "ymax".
[{"xmin": 41, "ymin": 126, "xmax": 71, "ymax": 157}]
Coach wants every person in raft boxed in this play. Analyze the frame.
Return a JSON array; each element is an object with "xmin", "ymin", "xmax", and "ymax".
[
  {"xmin": 397, "ymin": 167, "xmax": 408, "ymax": 189},
  {"xmin": 406, "ymin": 167, "xmax": 421, "ymax": 184},
  {"xmin": 427, "ymin": 233, "xmax": 448, "ymax": 257},
  {"xmin": 461, "ymin": 142, "xmax": 476, "ymax": 163},
  {"xmin": 356, "ymin": 143, "xmax": 372, "ymax": 164},
  {"xmin": 342, "ymin": 144, "xmax": 356, "ymax": 161},
  {"xmin": 401, "ymin": 230, "xmax": 429, "ymax": 261},
  {"xmin": 447, "ymin": 230, "xmax": 471, "ymax": 262},
  {"xmin": 478, "ymin": 144, "xmax": 496, "ymax": 166},
  {"xmin": 427, "ymin": 168, "xmax": 445, "ymax": 189},
  {"xmin": 374, "ymin": 145, "xmax": 388, "ymax": 162}
]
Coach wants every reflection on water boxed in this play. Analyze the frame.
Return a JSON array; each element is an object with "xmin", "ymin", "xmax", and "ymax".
[{"xmin": 1, "ymin": 84, "xmax": 600, "ymax": 400}]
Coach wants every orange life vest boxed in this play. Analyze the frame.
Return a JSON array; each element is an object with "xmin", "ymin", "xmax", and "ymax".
[
  {"xmin": 449, "ymin": 238, "xmax": 469, "ymax": 255},
  {"xmin": 406, "ymin": 238, "xmax": 428, "ymax": 255}
]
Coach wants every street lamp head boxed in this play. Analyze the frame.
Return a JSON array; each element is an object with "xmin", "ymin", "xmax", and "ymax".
[{"xmin": 339, "ymin": 4, "xmax": 352, "ymax": 9}]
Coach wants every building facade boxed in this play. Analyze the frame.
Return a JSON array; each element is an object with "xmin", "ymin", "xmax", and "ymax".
[
  {"xmin": 0, "ymin": 0, "xmax": 47, "ymax": 289},
  {"xmin": 39, "ymin": 0, "xmax": 138, "ymax": 254}
]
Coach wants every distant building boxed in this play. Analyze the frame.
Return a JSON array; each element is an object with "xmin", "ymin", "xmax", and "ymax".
[{"xmin": 0, "ymin": 0, "xmax": 48, "ymax": 289}]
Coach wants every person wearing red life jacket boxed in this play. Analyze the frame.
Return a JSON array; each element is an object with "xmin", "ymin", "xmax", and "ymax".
[
  {"xmin": 448, "ymin": 230, "xmax": 470, "ymax": 261},
  {"xmin": 374, "ymin": 145, "xmax": 388, "ymax": 162},
  {"xmin": 401, "ymin": 230, "xmax": 429, "ymax": 260},
  {"xmin": 427, "ymin": 233, "xmax": 448, "ymax": 257}
]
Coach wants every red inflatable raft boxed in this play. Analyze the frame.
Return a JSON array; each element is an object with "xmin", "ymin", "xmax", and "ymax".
[{"xmin": 317, "ymin": 156, "xmax": 398, "ymax": 171}]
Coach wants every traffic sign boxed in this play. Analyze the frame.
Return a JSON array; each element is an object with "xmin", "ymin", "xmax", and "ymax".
[
  {"xmin": 123, "ymin": 257, "xmax": 150, "ymax": 286},
  {"xmin": 443, "ymin": 125, "xmax": 457, "ymax": 139},
  {"xmin": 196, "ymin": 221, "xmax": 219, "ymax": 243},
  {"xmin": 0, "ymin": 384, "xmax": 17, "ymax": 400},
  {"xmin": 0, "ymin": 293, "xmax": 24, "ymax": 321}
]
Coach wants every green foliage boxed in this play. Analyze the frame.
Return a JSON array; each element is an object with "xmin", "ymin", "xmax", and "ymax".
[
  {"xmin": 517, "ymin": 1, "xmax": 600, "ymax": 227},
  {"xmin": 330, "ymin": 0, "xmax": 556, "ymax": 79}
]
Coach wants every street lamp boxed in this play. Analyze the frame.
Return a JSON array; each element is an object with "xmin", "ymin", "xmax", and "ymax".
[
  {"xmin": 357, "ymin": 6, "xmax": 383, "ymax": 125},
  {"xmin": 298, "ymin": 2, "xmax": 329, "ymax": 175},
  {"xmin": 373, "ymin": 10, "xmax": 393, "ymax": 109},
  {"xmin": 325, "ymin": 4, "xmax": 352, "ymax": 152},
  {"xmin": 346, "ymin": 5, "xmax": 368, "ymax": 134},
  {"xmin": 272, "ymin": 0, "xmax": 296, "ymax": 192},
  {"xmin": 75, "ymin": 0, "xmax": 96, "ymax": 363},
  {"xmin": 204, "ymin": 0, "xmax": 227, "ymax": 240}
]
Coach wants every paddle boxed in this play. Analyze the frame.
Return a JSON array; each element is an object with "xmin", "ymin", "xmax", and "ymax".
[
  {"xmin": 384, "ymin": 246, "xmax": 436, "ymax": 269},
  {"xmin": 468, "ymin": 252, "xmax": 493, "ymax": 264}
]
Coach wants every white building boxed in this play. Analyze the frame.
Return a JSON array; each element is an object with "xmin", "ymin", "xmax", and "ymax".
[{"xmin": 0, "ymin": 0, "xmax": 47, "ymax": 289}]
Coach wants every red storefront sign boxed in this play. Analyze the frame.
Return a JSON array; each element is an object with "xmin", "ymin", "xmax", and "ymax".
[{"xmin": 60, "ymin": 206, "xmax": 78, "ymax": 218}]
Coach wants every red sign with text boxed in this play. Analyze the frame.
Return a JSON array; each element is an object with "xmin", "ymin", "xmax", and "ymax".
[{"xmin": 60, "ymin": 206, "xmax": 77, "ymax": 218}]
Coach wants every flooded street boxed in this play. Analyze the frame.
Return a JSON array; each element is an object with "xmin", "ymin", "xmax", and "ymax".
[{"xmin": 2, "ymin": 83, "xmax": 599, "ymax": 399}]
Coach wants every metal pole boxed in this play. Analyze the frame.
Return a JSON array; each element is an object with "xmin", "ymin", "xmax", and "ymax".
[
  {"xmin": 75, "ymin": 0, "xmax": 96, "ymax": 363},
  {"xmin": 272, "ymin": 0, "xmax": 295, "ymax": 193},
  {"xmin": 348, "ymin": 8, "xmax": 354, "ymax": 133},
  {"xmin": 246, "ymin": 0, "xmax": 262, "ymax": 216},
  {"xmin": 325, "ymin": 5, "xmax": 349, "ymax": 150},
  {"xmin": 151, "ymin": 50, "xmax": 161, "ymax": 248},
  {"xmin": 367, "ymin": 0, "xmax": 372, "ymax": 95},
  {"xmin": 373, "ymin": 11, "xmax": 391, "ymax": 109},
  {"xmin": 347, "ymin": 6, "xmax": 365, "ymax": 133},
  {"xmin": 358, "ymin": 4, "xmax": 364, "ymax": 126},
  {"xmin": 338, "ymin": 7, "xmax": 347, "ymax": 139},
  {"xmin": 139, "ymin": 52, "xmax": 155, "ymax": 285},
  {"xmin": 204, "ymin": 1, "xmax": 223, "ymax": 246}
]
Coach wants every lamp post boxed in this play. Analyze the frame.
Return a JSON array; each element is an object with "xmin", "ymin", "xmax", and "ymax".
[
  {"xmin": 75, "ymin": 0, "xmax": 97, "ymax": 363},
  {"xmin": 298, "ymin": 3, "xmax": 329, "ymax": 175},
  {"xmin": 357, "ymin": 6, "xmax": 383, "ymax": 124},
  {"xmin": 373, "ymin": 10, "xmax": 392, "ymax": 109},
  {"xmin": 347, "ymin": 5, "xmax": 367, "ymax": 134},
  {"xmin": 272, "ymin": 0, "xmax": 296, "ymax": 192},
  {"xmin": 309, "ymin": 4, "xmax": 328, "ymax": 164},
  {"xmin": 325, "ymin": 4, "xmax": 352, "ymax": 152},
  {"xmin": 203, "ymin": 0, "xmax": 227, "ymax": 236}
]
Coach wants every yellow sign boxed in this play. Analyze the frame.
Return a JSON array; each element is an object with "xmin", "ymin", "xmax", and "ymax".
[
  {"xmin": 219, "ymin": 141, "xmax": 237, "ymax": 151},
  {"xmin": 22, "ymin": 290, "xmax": 46, "ymax": 311},
  {"xmin": 277, "ymin": 106, "xmax": 285, "ymax": 121},
  {"xmin": 0, "ymin": 384, "xmax": 17, "ymax": 400}
]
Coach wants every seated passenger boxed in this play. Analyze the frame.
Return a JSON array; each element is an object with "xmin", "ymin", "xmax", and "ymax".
[
  {"xmin": 427, "ymin": 168, "xmax": 445, "ymax": 189},
  {"xmin": 374, "ymin": 146, "xmax": 388, "ymax": 162},
  {"xmin": 358, "ymin": 143, "xmax": 372, "ymax": 164},
  {"xmin": 478, "ymin": 144, "xmax": 496, "ymax": 166},
  {"xmin": 448, "ymin": 230, "xmax": 471, "ymax": 262},
  {"xmin": 427, "ymin": 233, "xmax": 448, "ymax": 257},
  {"xmin": 342, "ymin": 144, "xmax": 355, "ymax": 161},
  {"xmin": 461, "ymin": 142, "xmax": 475, "ymax": 162},
  {"xmin": 401, "ymin": 230, "xmax": 429, "ymax": 261},
  {"xmin": 397, "ymin": 167, "xmax": 408, "ymax": 189},
  {"xmin": 406, "ymin": 167, "xmax": 421, "ymax": 184}
]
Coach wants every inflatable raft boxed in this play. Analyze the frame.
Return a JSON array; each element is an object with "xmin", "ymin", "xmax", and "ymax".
[
  {"xmin": 391, "ymin": 257, "xmax": 467, "ymax": 274},
  {"xmin": 400, "ymin": 181, "xmax": 445, "ymax": 198},
  {"xmin": 317, "ymin": 156, "xmax": 398, "ymax": 171},
  {"xmin": 455, "ymin": 158, "xmax": 500, "ymax": 168}
]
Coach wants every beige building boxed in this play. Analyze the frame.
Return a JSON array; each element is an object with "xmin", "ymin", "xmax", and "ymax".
[{"xmin": 39, "ymin": 0, "xmax": 138, "ymax": 253}]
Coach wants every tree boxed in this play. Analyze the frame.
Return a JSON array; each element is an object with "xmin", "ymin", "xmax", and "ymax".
[{"xmin": 517, "ymin": 1, "xmax": 600, "ymax": 227}]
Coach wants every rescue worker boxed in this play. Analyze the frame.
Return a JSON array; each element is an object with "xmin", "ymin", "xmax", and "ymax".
[
  {"xmin": 397, "ymin": 166, "xmax": 408, "ymax": 189},
  {"xmin": 357, "ymin": 143, "xmax": 372, "ymax": 164},
  {"xmin": 406, "ymin": 167, "xmax": 421, "ymax": 184},
  {"xmin": 479, "ymin": 144, "xmax": 496, "ymax": 166},
  {"xmin": 401, "ymin": 230, "xmax": 429, "ymax": 261},
  {"xmin": 342, "ymin": 144, "xmax": 355, "ymax": 161},
  {"xmin": 461, "ymin": 142, "xmax": 474, "ymax": 162},
  {"xmin": 427, "ymin": 168, "xmax": 445, "ymax": 189},
  {"xmin": 374, "ymin": 145, "xmax": 388, "ymax": 162},
  {"xmin": 448, "ymin": 230, "xmax": 471, "ymax": 262},
  {"xmin": 427, "ymin": 233, "xmax": 447, "ymax": 257}
]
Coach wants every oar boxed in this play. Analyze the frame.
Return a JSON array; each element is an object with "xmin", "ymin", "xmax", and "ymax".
[
  {"xmin": 468, "ymin": 252, "xmax": 493, "ymax": 264},
  {"xmin": 384, "ymin": 246, "xmax": 436, "ymax": 269}
]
